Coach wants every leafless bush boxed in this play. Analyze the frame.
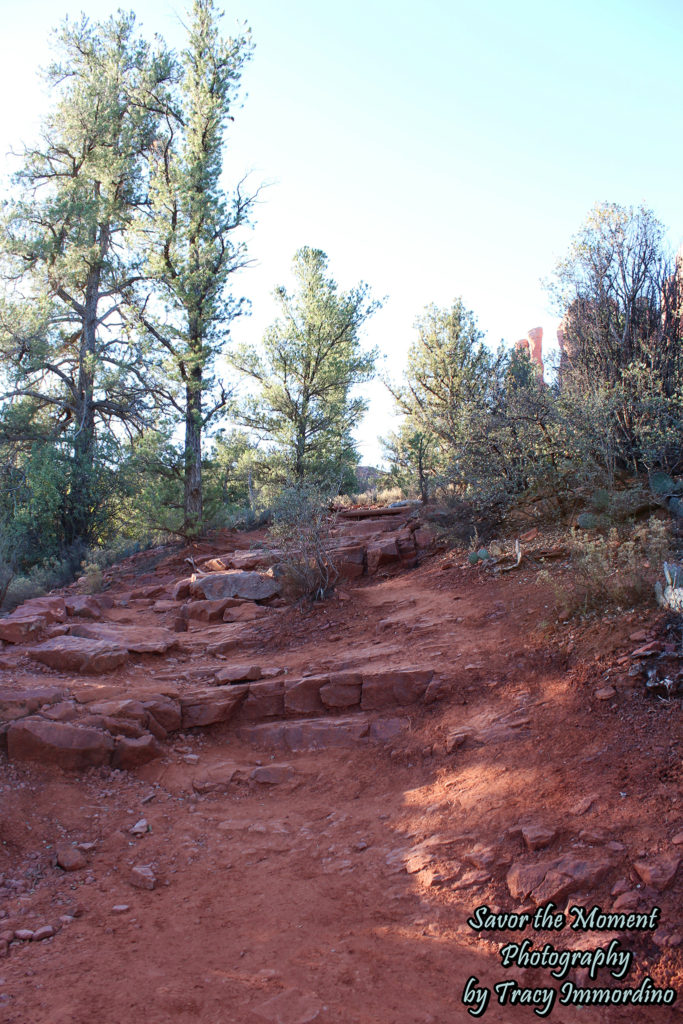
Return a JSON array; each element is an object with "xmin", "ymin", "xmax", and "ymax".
[{"xmin": 269, "ymin": 483, "xmax": 339, "ymax": 601}]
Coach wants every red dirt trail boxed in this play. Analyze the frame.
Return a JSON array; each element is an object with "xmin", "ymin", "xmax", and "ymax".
[{"xmin": 0, "ymin": 525, "xmax": 681, "ymax": 1024}]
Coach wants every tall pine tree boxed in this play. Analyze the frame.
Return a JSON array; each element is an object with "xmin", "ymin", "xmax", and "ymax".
[
  {"xmin": 0, "ymin": 13, "xmax": 171, "ymax": 544},
  {"xmin": 134, "ymin": 0, "xmax": 255, "ymax": 534}
]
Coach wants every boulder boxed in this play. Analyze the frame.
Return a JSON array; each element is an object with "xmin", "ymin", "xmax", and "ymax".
[
  {"xmin": 184, "ymin": 599, "xmax": 234, "ymax": 622},
  {"xmin": 28, "ymin": 636, "xmax": 129, "ymax": 674},
  {"xmin": 319, "ymin": 671, "xmax": 362, "ymax": 709},
  {"xmin": 633, "ymin": 855, "xmax": 680, "ymax": 891},
  {"xmin": 172, "ymin": 578, "xmax": 193, "ymax": 601},
  {"xmin": 190, "ymin": 571, "xmax": 280, "ymax": 602},
  {"xmin": 284, "ymin": 676, "xmax": 327, "ymax": 715},
  {"xmin": 396, "ymin": 529, "xmax": 418, "ymax": 567},
  {"xmin": 112, "ymin": 734, "xmax": 163, "ymax": 769},
  {"xmin": 223, "ymin": 603, "xmax": 271, "ymax": 623},
  {"xmin": 179, "ymin": 685, "xmax": 248, "ymax": 729},
  {"xmin": 366, "ymin": 537, "xmax": 400, "ymax": 574},
  {"xmin": 64, "ymin": 595, "xmax": 103, "ymax": 619},
  {"xmin": 142, "ymin": 695, "xmax": 182, "ymax": 734},
  {"xmin": 335, "ymin": 545, "xmax": 366, "ymax": 579},
  {"xmin": 69, "ymin": 623, "xmax": 176, "ymax": 655},
  {"xmin": 0, "ymin": 615, "xmax": 47, "ymax": 645},
  {"xmin": 14, "ymin": 596, "xmax": 66, "ymax": 623},
  {"xmin": 360, "ymin": 669, "xmax": 434, "ymax": 710},
  {"xmin": 7, "ymin": 718, "xmax": 114, "ymax": 769},
  {"xmin": 56, "ymin": 845, "xmax": 87, "ymax": 871},
  {"xmin": 413, "ymin": 527, "xmax": 436, "ymax": 549}
]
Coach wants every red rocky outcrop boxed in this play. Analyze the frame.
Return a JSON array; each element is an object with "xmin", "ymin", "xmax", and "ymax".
[
  {"xmin": 7, "ymin": 718, "xmax": 114, "ymax": 769},
  {"xmin": 28, "ymin": 636, "xmax": 129, "ymax": 673}
]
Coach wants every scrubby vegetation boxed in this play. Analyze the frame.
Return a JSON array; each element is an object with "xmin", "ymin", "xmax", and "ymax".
[{"xmin": 0, "ymin": 5, "xmax": 680, "ymax": 614}]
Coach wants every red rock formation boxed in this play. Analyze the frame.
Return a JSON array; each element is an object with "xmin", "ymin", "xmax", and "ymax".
[{"xmin": 515, "ymin": 328, "xmax": 544, "ymax": 380}]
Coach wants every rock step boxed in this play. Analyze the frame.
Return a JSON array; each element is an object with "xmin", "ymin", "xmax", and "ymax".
[
  {"xmin": 238, "ymin": 714, "xmax": 405, "ymax": 751},
  {"xmin": 1, "ymin": 667, "xmax": 438, "ymax": 770}
]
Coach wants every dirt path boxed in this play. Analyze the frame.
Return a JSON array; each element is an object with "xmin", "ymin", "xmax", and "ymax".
[{"xmin": 0, "ymin": 536, "xmax": 681, "ymax": 1023}]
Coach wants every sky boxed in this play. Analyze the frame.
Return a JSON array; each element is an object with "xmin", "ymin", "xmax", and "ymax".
[{"xmin": 1, "ymin": 0, "xmax": 683, "ymax": 465}]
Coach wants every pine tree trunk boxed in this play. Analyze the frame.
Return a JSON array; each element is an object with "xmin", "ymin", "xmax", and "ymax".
[
  {"xmin": 184, "ymin": 370, "xmax": 203, "ymax": 534},
  {"xmin": 69, "ymin": 268, "xmax": 100, "ymax": 544}
]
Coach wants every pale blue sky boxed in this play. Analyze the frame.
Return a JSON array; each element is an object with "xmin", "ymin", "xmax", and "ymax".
[{"xmin": 1, "ymin": 0, "xmax": 682, "ymax": 464}]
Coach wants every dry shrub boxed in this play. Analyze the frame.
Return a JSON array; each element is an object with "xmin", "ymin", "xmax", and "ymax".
[
  {"xmin": 540, "ymin": 516, "xmax": 671, "ymax": 618},
  {"xmin": 269, "ymin": 483, "xmax": 339, "ymax": 601}
]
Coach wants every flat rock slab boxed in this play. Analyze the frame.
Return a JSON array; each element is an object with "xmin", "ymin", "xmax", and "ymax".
[
  {"xmin": 214, "ymin": 664, "xmax": 263, "ymax": 684},
  {"xmin": 228, "ymin": 549, "xmax": 278, "ymax": 571},
  {"xmin": 64, "ymin": 595, "xmax": 104, "ymax": 619},
  {"xmin": 180, "ymin": 685, "xmax": 248, "ymax": 728},
  {"xmin": 28, "ymin": 636, "xmax": 129, "ymax": 674},
  {"xmin": 12, "ymin": 596, "xmax": 67, "ymax": 624},
  {"xmin": 361, "ymin": 669, "xmax": 434, "ymax": 710},
  {"xmin": 239, "ymin": 716, "xmax": 370, "ymax": 751},
  {"xmin": 190, "ymin": 571, "xmax": 280, "ymax": 602},
  {"xmin": 507, "ymin": 852, "xmax": 612, "ymax": 906},
  {"xmin": 0, "ymin": 615, "xmax": 48, "ymax": 644},
  {"xmin": 69, "ymin": 623, "xmax": 177, "ymax": 655},
  {"xmin": 192, "ymin": 763, "xmax": 244, "ymax": 794},
  {"xmin": 0, "ymin": 686, "xmax": 65, "ymax": 723},
  {"xmin": 284, "ymin": 676, "xmax": 327, "ymax": 715},
  {"xmin": 251, "ymin": 764, "xmax": 295, "ymax": 785},
  {"xmin": 112, "ymin": 734, "xmax": 163, "ymax": 769},
  {"xmin": 320, "ymin": 672, "xmax": 362, "ymax": 709},
  {"xmin": 7, "ymin": 717, "xmax": 114, "ymax": 769}
]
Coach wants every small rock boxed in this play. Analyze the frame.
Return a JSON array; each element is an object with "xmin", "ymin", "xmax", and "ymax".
[
  {"xmin": 633, "ymin": 854, "xmax": 680, "ymax": 891},
  {"xmin": 111, "ymin": 905, "xmax": 130, "ymax": 914},
  {"xmin": 130, "ymin": 865, "xmax": 156, "ymax": 891},
  {"xmin": 56, "ymin": 846, "xmax": 87, "ymax": 872},
  {"xmin": 672, "ymin": 832, "xmax": 683, "ymax": 846},
  {"xmin": 570, "ymin": 796, "xmax": 595, "ymax": 816},
  {"xmin": 31, "ymin": 926, "xmax": 55, "ymax": 942},
  {"xmin": 522, "ymin": 825, "xmax": 557, "ymax": 851},
  {"xmin": 594, "ymin": 686, "xmax": 616, "ymax": 700},
  {"xmin": 14, "ymin": 930, "xmax": 34, "ymax": 941},
  {"xmin": 613, "ymin": 891, "xmax": 641, "ymax": 912},
  {"xmin": 445, "ymin": 732, "xmax": 467, "ymax": 753},
  {"xmin": 130, "ymin": 819, "xmax": 149, "ymax": 837},
  {"xmin": 59, "ymin": 915, "xmax": 76, "ymax": 924},
  {"xmin": 250, "ymin": 764, "xmax": 294, "ymax": 785}
]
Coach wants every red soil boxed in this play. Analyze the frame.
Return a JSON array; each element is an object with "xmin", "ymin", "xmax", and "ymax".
[{"xmin": 0, "ymin": 528, "xmax": 681, "ymax": 1023}]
